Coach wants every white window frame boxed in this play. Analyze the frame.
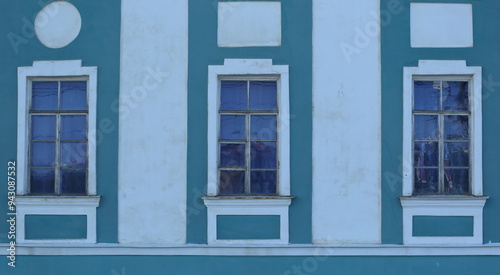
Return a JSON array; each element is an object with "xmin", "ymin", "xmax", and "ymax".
[
  {"xmin": 217, "ymin": 76, "xmax": 280, "ymax": 195},
  {"xmin": 401, "ymin": 60, "xmax": 487, "ymax": 245},
  {"xmin": 204, "ymin": 59, "xmax": 292, "ymax": 244},
  {"xmin": 410, "ymin": 76, "xmax": 472, "ymax": 195},
  {"xmin": 16, "ymin": 60, "xmax": 100, "ymax": 244},
  {"xmin": 27, "ymin": 77, "xmax": 90, "ymax": 195}
]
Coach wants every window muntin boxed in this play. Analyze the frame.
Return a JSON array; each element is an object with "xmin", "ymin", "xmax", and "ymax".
[
  {"xmin": 218, "ymin": 80, "xmax": 278, "ymax": 195},
  {"xmin": 412, "ymin": 79, "xmax": 470, "ymax": 195},
  {"xmin": 29, "ymin": 80, "xmax": 88, "ymax": 195}
]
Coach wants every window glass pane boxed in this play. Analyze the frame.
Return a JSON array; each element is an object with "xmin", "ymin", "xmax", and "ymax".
[
  {"xmin": 414, "ymin": 115, "xmax": 438, "ymax": 140},
  {"xmin": 31, "ymin": 115, "xmax": 56, "ymax": 140},
  {"xmin": 219, "ymin": 170, "xmax": 245, "ymax": 194},
  {"xmin": 250, "ymin": 81, "xmax": 277, "ymax": 110},
  {"xmin": 221, "ymin": 81, "xmax": 247, "ymax": 110},
  {"xmin": 442, "ymin": 81, "xmax": 468, "ymax": 111},
  {"xmin": 250, "ymin": 171, "xmax": 276, "ymax": 194},
  {"xmin": 61, "ymin": 169, "xmax": 87, "ymax": 194},
  {"xmin": 61, "ymin": 115, "xmax": 87, "ymax": 140},
  {"xmin": 413, "ymin": 168, "xmax": 438, "ymax": 194},
  {"xmin": 414, "ymin": 142, "xmax": 438, "ymax": 167},
  {"xmin": 30, "ymin": 168, "xmax": 55, "ymax": 194},
  {"xmin": 251, "ymin": 115, "xmax": 277, "ymax": 140},
  {"xmin": 220, "ymin": 115, "xmax": 245, "ymax": 140},
  {"xmin": 31, "ymin": 142, "xmax": 55, "ymax": 167},
  {"xmin": 444, "ymin": 115, "xmax": 469, "ymax": 140},
  {"xmin": 61, "ymin": 142, "xmax": 87, "ymax": 167},
  {"xmin": 220, "ymin": 143, "xmax": 245, "ymax": 167},
  {"xmin": 413, "ymin": 81, "xmax": 440, "ymax": 111},
  {"xmin": 251, "ymin": 141, "xmax": 276, "ymax": 169},
  {"xmin": 61, "ymin": 81, "xmax": 87, "ymax": 110},
  {"xmin": 444, "ymin": 142, "xmax": 469, "ymax": 167},
  {"xmin": 32, "ymin": 81, "xmax": 58, "ymax": 110},
  {"xmin": 444, "ymin": 168, "xmax": 469, "ymax": 194}
]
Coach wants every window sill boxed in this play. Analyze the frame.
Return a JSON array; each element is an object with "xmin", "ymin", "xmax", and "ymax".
[
  {"xmin": 16, "ymin": 195, "xmax": 100, "ymax": 206},
  {"xmin": 15, "ymin": 196, "xmax": 100, "ymax": 244},
  {"xmin": 400, "ymin": 196, "xmax": 488, "ymax": 245},
  {"xmin": 202, "ymin": 195, "xmax": 293, "ymax": 205}
]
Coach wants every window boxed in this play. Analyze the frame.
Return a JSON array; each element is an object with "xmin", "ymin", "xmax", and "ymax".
[
  {"xmin": 16, "ymin": 60, "xmax": 99, "ymax": 244},
  {"xmin": 29, "ymin": 80, "xmax": 88, "ymax": 195},
  {"xmin": 401, "ymin": 60, "xmax": 487, "ymax": 245},
  {"xmin": 412, "ymin": 79, "xmax": 470, "ymax": 195},
  {"xmin": 204, "ymin": 59, "xmax": 291, "ymax": 244},
  {"xmin": 218, "ymin": 79, "xmax": 279, "ymax": 195}
]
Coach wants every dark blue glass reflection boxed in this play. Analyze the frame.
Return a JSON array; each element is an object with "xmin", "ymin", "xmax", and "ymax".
[
  {"xmin": 444, "ymin": 115, "xmax": 469, "ymax": 140},
  {"xmin": 250, "ymin": 171, "xmax": 276, "ymax": 194},
  {"xmin": 220, "ymin": 144, "xmax": 245, "ymax": 167},
  {"xmin": 413, "ymin": 168, "xmax": 438, "ymax": 194},
  {"xmin": 251, "ymin": 142, "xmax": 276, "ymax": 169},
  {"xmin": 30, "ymin": 169, "xmax": 55, "ymax": 194},
  {"xmin": 220, "ymin": 115, "xmax": 245, "ymax": 140},
  {"xmin": 61, "ymin": 142, "xmax": 87, "ymax": 167},
  {"xmin": 414, "ymin": 142, "xmax": 438, "ymax": 167},
  {"xmin": 250, "ymin": 81, "xmax": 277, "ymax": 110},
  {"xmin": 61, "ymin": 116, "xmax": 87, "ymax": 140},
  {"xmin": 31, "ymin": 142, "xmax": 55, "ymax": 167},
  {"xmin": 221, "ymin": 81, "xmax": 247, "ymax": 110},
  {"xmin": 444, "ymin": 168, "xmax": 469, "ymax": 194},
  {"xmin": 219, "ymin": 170, "xmax": 245, "ymax": 194},
  {"xmin": 442, "ymin": 81, "xmax": 468, "ymax": 111},
  {"xmin": 32, "ymin": 81, "xmax": 58, "ymax": 110},
  {"xmin": 413, "ymin": 81, "xmax": 439, "ymax": 111},
  {"xmin": 61, "ymin": 81, "xmax": 87, "ymax": 110},
  {"xmin": 444, "ymin": 142, "xmax": 469, "ymax": 167},
  {"xmin": 414, "ymin": 115, "xmax": 438, "ymax": 140},
  {"xmin": 61, "ymin": 169, "xmax": 86, "ymax": 194},
  {"xmin": 251, "ymin": 115, "xmax": 277, "ymax": 140},
  {"xmin": 31, "ymin": 116, "xmax": 56, "ymax": 140}
]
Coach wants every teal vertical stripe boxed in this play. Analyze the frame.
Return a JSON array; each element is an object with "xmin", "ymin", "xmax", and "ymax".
[
  {"xmin": 413, "ymin": 216, "xmax": 474, "ymax": 237},
  {"xmin": 381, "ymin": 0, "xmax": 500, "ymax": 243},
  {"xmin": 217, "ymin": 215, "xmax": 280, "ymax": 239},
  {"xmin": 25, "ymin": 215, "xmax": 87, "ymax": 239},
  {"xmin": 0, "ymin": 0, "xmax": 120, "ymax": 243},
  {"xmin": 187, "ymin": 0, "xmax": 312, "ymax": 244}
]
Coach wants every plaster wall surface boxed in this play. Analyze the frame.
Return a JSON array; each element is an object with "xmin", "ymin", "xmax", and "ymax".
[
  {"xmin": 217, "ymin": 2, "xmax": 281, "ymax": 47},
  {"xmin": 118, "ymin": 0, "xmax": 188, "ymax": 243},
  {"xmin": 410, "ymin": 3, "xmax": 473, "ymax": 48},
  {"xmin": 312, "ymin": 0, "xmax": 382, "ymax": 244}
]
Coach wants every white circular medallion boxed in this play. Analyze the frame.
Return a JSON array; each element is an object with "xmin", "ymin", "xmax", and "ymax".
[{"xmin": 35, "ymin": 1, "xmax": 82, "ymax": 49}]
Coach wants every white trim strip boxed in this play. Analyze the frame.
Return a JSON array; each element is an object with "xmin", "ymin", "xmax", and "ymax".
[{"xmin": 2, "ymin": 244, "xmax": 500, "ymax": 256}]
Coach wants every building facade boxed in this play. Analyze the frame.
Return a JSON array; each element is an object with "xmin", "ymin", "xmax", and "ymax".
[{"xmin": 1, "ymin": 0, "xmax": 500, "ymax": 274}]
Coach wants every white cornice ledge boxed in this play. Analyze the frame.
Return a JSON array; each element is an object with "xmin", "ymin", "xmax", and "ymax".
[{"xmin": 400, "ymin": 196, "xmax": 488, "ymax": 208}]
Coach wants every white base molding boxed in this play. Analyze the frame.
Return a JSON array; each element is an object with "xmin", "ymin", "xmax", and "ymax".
[
  {"xmin": 15, "ymin": 196, "xmax": 100, "ymax": 244},
  {"xmin": 400, "ymin": 196, "xmax": 488, "ymax": 245},
  {"xmin": 203, "ymin": 196, "xmax": 293, "ymax": 245}
]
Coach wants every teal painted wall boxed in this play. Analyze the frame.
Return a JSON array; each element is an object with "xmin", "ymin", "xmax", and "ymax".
[
  {"xmin": 0, "ymin": 0, "xmax": 120, "ymax": 243},
  {"xmin": 25, "ymin": 215, "xmax": 87, "ymax": 239},
  {"xmin": 2, "ymin": 255, "xmax": 500, "ymax": 275},
  {"xmin": 413, "ymin": 216, "xmax": 474, "ymax": 237},
  {"xmin": 217, "ymin": 215, "xmax": 280, "ymax": 239},
  {"xmin": 381, "ymin": 0, "xmax": 500, "ymax": 243},
  {"xmin": 187, "ymin": 0, "xmax": 312, "ymax": 243}
]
